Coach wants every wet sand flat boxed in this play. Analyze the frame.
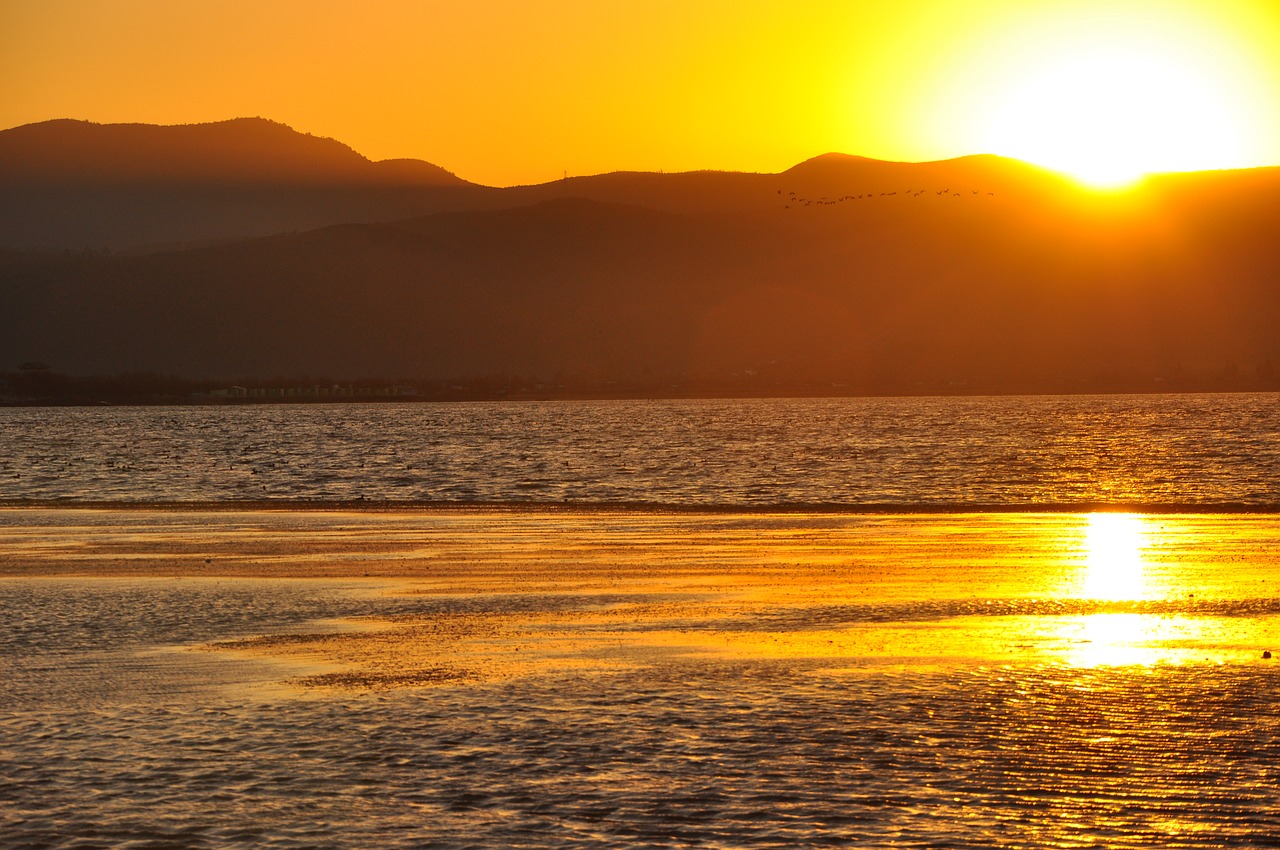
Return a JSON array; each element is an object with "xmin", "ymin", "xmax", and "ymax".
[
  {"xmin": 3, "ymin": 507, "xmax": 1280, "ymax": 689},
  {"xmin": 6, "ymin": 507, "xmax": 1280, "ymax": 847}
]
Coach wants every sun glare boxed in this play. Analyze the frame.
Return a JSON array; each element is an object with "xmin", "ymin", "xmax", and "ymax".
[
  {"xmin": 1082, "ymin": 513, "xmax": 1149, "ymax": 599},
  {"xmin": 930, "ymin": 2, "xmax": 1280, "ymax": 190},
  {"xmin": 986, "ymin": 49, "xmax": 1248, "ymax": 188}
]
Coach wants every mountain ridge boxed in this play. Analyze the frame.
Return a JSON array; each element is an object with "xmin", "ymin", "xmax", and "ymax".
[
  {"xmin": 7, "ymin": 116, "xmax": 1263, "ymax": 250},
  {"xmin": 2, "ymin": 118, "xmax": 1279, "ymax": 395},
  {"xmin": 0, "ymin": 117, "xmax": 469, "ymax": 186},
  {"xmin": 4, "ymin": 190, "xmax": 1277, "ymax": 390}
]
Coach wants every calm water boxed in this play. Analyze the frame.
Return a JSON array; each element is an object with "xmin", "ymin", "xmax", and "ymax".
[{"xmin": 2, "ymin": 393, "xmax": 1279, "ymax": 507}]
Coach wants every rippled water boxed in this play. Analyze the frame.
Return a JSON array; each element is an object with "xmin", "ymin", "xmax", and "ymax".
[
  {"xmin": 4, "ymin": 578, "xmax": 1280, "ymax": 849},
  {"xmin": 9, "ymin": 666, "xmax": 1280, "ymax": 848},
  {"xmin": 5, "ymin": 394, "xmax": 1280, "ymax": 847},
  {"xmin": 3, "ymin": 393, "xmax": 1280, "ymax": 506}
]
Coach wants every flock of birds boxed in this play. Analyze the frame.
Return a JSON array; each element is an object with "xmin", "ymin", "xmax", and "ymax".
[{"xmin": 779, "ymin": 188, "xmax": 996, "ymax": 208}]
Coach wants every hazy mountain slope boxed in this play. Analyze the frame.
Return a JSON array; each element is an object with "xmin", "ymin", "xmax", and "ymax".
[
  {"xmin": 0, "ymin": 119, "xmax": 1075, "ymax": 250},
  {"xmin": 0, "ymin": 118, "xmax": 467, "ymax": 185},
  {"xmin": 501, "ymin": 152, "xmax": 1065, "ymax": 214},
  {"xmin": 4, "ymin": 117, "xmax": 1278, "ymax": 393},
  {"xmin": 0, "ymin": 118, "xmax": 491, "ymax": 250},
  {"xmin": 4, "ymin": 177, "xmax": 1278, "ymax": 391}
]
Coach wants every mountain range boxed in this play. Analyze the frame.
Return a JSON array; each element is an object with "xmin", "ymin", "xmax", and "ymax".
[{"xmin": 2, "ymin": 118, "xmax": 1278, "ymax": 396}]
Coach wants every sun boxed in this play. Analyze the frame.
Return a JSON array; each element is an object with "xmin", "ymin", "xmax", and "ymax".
[
  {"xmin": 912, "ymin": 3, "xmax": 1280, "ymax": 191},
  {"xmin": 984, "ymin": 47, "xmax": 1248, "ymax": 188}
]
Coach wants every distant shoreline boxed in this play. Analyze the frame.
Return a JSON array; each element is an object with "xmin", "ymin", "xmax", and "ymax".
[
  {"xmin": 4, "ymin": 499, "xmax": 1279, "ymax": 515},
  {"xmin": 3, "ymin": 381, "xmax": 1278, "ymax": 408}
]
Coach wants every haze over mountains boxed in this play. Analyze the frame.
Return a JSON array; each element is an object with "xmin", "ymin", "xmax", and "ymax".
[{"xmin": 2, "ymin": 118, "xmax": 1278, "ymax": 396}]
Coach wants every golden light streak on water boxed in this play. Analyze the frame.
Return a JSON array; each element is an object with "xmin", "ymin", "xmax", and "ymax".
[
  {"xmin": 1061, "ymin": 613, "xmax": 1197, "ymax": 667},
  {"xmin": 1082, "ymin": 513, "xmax": 1149, "ymax": 601},
  {"xmin": 1048, "ymin": 514, "xmax": 1221, "ymax": 667}
]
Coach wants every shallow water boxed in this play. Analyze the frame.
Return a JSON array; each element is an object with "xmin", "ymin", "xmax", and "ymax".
[
  {"xmin": 4, "ymin": 389, "xmax": 1280, "ymax": 846},
  {"xmin": 7, "ymin": 660, "xmax": 1280, "ymax": 849},
  {"xmin": 3, "ymin": 393, "xmax": 1279, "ymax": 507},
  {"xmin": 5, "ymin": 509, "xmax": 1280, "ymax": 848}
]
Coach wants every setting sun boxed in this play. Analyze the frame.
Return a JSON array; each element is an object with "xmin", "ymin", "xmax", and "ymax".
[
  {"xmin": 983, "ymin": 47, "xmax": 1251, "ymax": 187},
  {"xmin": 918, "ymin": 2, "xmax": 1280, "ymax": 189}
]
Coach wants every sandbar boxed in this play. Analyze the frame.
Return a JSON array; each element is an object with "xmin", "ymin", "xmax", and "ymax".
[{"xmin": 3, "ymin": 507, "xmax": 1279, "ymax": 691}]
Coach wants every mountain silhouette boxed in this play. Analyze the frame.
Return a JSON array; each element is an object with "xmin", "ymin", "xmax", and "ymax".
[
  {"xmin": 0, "ymin": 118, "xmax": 485, "ymax": 250},
  {"xmin": 2, "ymin": 119, "xmax": 1278, "ymax": 395},
  {"xmin": 0, "ymin": 117, "xmax": 467, "ymax": 185},
  {"xmin": 0, "ymin": 119, "xmax": 1069, "ymax": 251}
]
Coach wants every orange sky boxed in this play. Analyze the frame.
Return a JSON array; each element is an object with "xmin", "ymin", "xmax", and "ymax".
[{"xmin": 4, "ymin": 0, "xmax": 1280, "ymax": 186}]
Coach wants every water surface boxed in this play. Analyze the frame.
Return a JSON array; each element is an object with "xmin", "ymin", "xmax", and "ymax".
[
  {"xmin": 3, "ymin": 393, "xmax": 1278, "ymax": 506},
  {"xmin": 5, "ymin": 393, "xmax": 1280, "ymax": 846}
]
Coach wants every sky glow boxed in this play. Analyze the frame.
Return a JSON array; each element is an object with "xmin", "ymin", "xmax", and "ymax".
[{"xmin": 2, "ymin": 0, "xmax": 1278, "ymax": 186}]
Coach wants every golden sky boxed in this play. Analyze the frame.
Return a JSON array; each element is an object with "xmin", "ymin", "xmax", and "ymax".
[{"xmin": 4, "ymin": 0, "xmax": 1280, "ymax": 186}]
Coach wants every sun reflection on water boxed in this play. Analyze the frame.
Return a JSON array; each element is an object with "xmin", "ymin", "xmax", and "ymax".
[
  {"xmin": 1062, "ymin": 513, "xmax": 1196, "ymax": 666},
  {"xmin": 1082, "ymin": 513, "xmax": 1149, "ymax": 601},
  {"xmin": 1067, "ymin": 613, "xmax": 1168, "ymax": 667}
]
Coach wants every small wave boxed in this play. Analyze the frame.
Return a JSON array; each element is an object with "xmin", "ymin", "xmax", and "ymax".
[
  {"xmin": 3, "ymin": 497, "xmax": 1280, "ymax": 515},
  {"xmin": 4, "ymin": 396, "xmax": 1280, "ymax": 508}
]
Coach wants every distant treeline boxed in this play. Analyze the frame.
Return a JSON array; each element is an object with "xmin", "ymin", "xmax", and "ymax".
[{"xmin": 2, "ymin": 364, "xmax": 1276, "ymax": 406}]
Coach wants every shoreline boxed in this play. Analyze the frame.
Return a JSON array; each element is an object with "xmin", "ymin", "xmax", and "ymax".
[{"xmin": 4, "ymin": 499, "xmax": 1280, "ymax": 515}]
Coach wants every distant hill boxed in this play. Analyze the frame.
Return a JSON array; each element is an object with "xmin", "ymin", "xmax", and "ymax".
[
  {"xmin": 0, "ymin": 118, "xmax": 1073, "ymax": 251},
  {"xmin": 0, "ymin": 118, "xmax": 486, "ymax": 250},
  {"xmin": 0, "ymin": 117, "xmax": 467, "ymax": 185},
  {"xmin": 3, "ymin": 118, "xmax": 1279, "ymax": 395},
  {"xmin": 3, "ymin": 159, "xmax": 1279, "ymax": 394}
]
